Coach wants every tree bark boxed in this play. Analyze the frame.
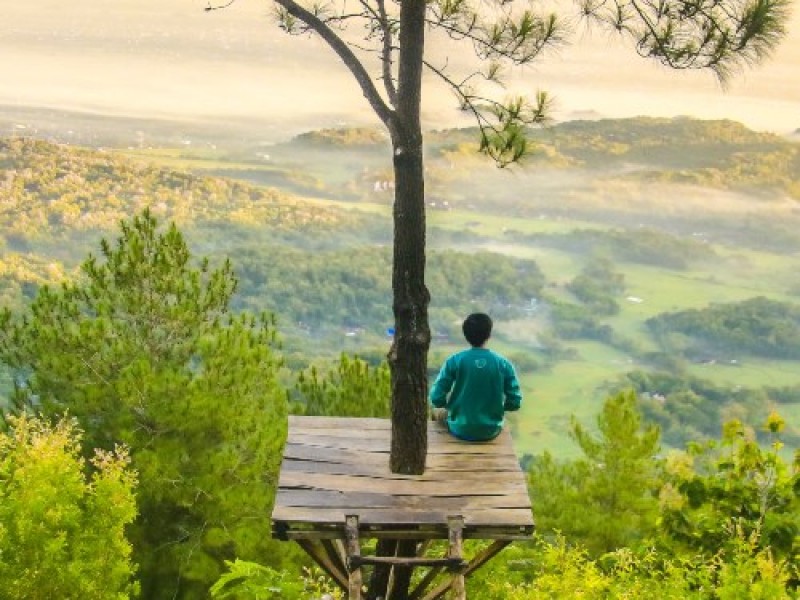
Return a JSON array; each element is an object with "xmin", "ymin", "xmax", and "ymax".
[{"xmin": 387, "ymin": 0, "xmax": 429, "ymax": 476}]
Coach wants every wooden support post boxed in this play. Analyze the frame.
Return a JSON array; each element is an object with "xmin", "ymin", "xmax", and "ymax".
[
  {"xmin": 409, "ymin": 565, "xmax": 444, "ymax": 600},
  {"xmin": 461, "ymin": 540, "xmax": 511, "ymax": 576},
  {"xmin": 368, "ymin": 539, "xmax": 397, "ymax": 600},
  {"xmin": 420, "ymin": 539, "xmax": 512, "ymax": 600},
  {"xmin": 296, "ymin": 539, "xmax": 349, "ymax": 591},
  {"xmin": 345, "ymin": 515, "xmax": 363, "ymax": 600},
  {"xmin": 386, "ymin": 539, "xmax": 419, "ymax": 600},
  {"xmin": 447, "ymin": 516, "xmax": 466, "ymax": 600},
  {"xmin": 322, "ymin": 538, "xmax": 348, "ymax": 579}
]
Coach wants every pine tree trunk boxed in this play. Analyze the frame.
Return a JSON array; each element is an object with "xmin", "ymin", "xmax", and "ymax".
[{"xmin": 387, "ymin": 0, "xmax": 430, "ymax": 477}]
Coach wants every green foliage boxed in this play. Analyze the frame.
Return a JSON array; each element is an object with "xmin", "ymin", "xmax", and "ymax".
[
  {"xmin": 546, "ymin": 299, "xmax": 619, "ymax": 347},
  {"xmin": 469, "ymin": 534, "xmax": 793, "ymax": 599},
  {"xmin": 233, "ymin": 244, "xmax": 544, "ymax": 338},
  {"xmin": 210, "ymin": 560, "xmax": 304, "ymax": 599},
  {"xmin": 658, "ymin": 416, "xmax": 800, "ymax": 570},
  {"xmin": 527, "ymin": 391, "xmax": 661, "ymax": 555},
  {"xmin": 648, "ymin": 296, "xmax": 800, "ymax": 360},
  {"xmin": 566, "ymin": 256, "xmax": 625, "ymax": 315},
  {"xmin": 294, "ymin": 354, "xmax": 390, "ymax": 418},
  {"xmin": 210, "ymin": 561, "xmax": 342, "ymax": 600},
  {"xmin": 0, "ymin": 211, "xmax": 289, "ymax": 598},
  {"xmin": 0, "ymin": 415, "xmax": 138, "ymax": 599},
  {"xmin": 619, "ymin": 370, "xmax": 796, "ymax": 448},
  {"xmin": 211, "ymin": 533, "xmax": 796, "ymax": 599}
]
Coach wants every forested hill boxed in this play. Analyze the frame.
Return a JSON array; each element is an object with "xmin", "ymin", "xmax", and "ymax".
[
  {"xmin": 285, "ymin": 117, "xmax": 800, "ymax": 202},
  {"xmin": 0, "ymin": 137, "xmax": 370, "ymax": 242},
  {"xmin": 0, "ymin": 135, "xmax": 546, "ymax": 347}
]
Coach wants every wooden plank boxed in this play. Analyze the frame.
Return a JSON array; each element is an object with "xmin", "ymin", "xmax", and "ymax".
[
  {"xmin": 272, "ymin": 506, "xmax": 534, "ymax": 528},
  {"xmin": 288, "ymin": 432, "xmax": 508, "ymax": 452},
  {"xmin": 278, "ymin": 473, "xmax": 527, "ymax": 498},
  {"xmin": 275, "ymin": 417, "xmax": 535, "ymax": 546},
  {"xmin": 290, "ymin": 425, "xmax": 501, "ymax": 446},
  {"xmin": 287, "ymin": 434, "xmax": 389, "ymax": 452},
  {"xmin": 288, "ymin": 427, "xmax": 391, "ymax": 442},
  {"xmin": 287, "ymin": 420, "xmax": 514, "ymax": 449},
  {"xmin": 278, "ymin": 471, "xmax": 529, "ymax": 496},
  {"xmin": 288, "ymin": 416, "xmax": 513, "ymax": 444},
  {"xmin": 282, "ymin": 453, "xmax": 521, "ymax": 473},
  {"xmin": 285, "ymin": 434, "xmax": 515, "ymax": 454},
  {"xmin": 281, "ymin": 460, "xmax": 526, "ymax": 482},
  {"xmin": 289, "ymin": 415, "xmax": 390, "ymax": 430},
  {"xmin": 283, "ymin": 444, "xmax": 522, "ymax": 471},
  {"xmin": 281, "ymin": 457, "xmax": 522, "ymax": 477},
  {"xmin": 276, "ymin": 490, "xmax": 533, "ymax": 510}
]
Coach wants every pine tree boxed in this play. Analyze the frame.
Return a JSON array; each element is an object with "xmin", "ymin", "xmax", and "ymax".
[
  {"xmin": 0, "ymin": 210, "xmax": 289, "ymax": 599},
  {"xmin": 529, "ymin": 390, "xmax": 661, "ymax": 554},
  {"xmin": 294, "ymin": 354, "xmax": 390, "ymax": 418}
]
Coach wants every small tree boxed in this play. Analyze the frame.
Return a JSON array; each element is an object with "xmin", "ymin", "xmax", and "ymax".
[
  {"xmin": 659, "ymin": 413, "xmax": 800, "ymax": 569},
  {"xmin": 208, "ymin": 0, "xmax": 789, "ymax": 474},
  {"xmin": 0, "ymin": 211, "xmax": 289, "ymax": 599},
  {"xmin": 528, "ymin": 390, "xmax": 661, "ymax": 554},
  {"xmin": 0, "ymin": 415, "xmax": 138, "ymax": 599}
]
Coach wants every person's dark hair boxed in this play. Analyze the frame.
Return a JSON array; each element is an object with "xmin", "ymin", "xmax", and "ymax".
[{"xmin": 462, "ymin": 313, "xmax": 492, "ymax": 347}]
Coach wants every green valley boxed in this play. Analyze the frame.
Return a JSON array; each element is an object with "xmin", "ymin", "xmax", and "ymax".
[{"xmin": 2, "ymin": 116, "xmax": 800, "ymax": 461}]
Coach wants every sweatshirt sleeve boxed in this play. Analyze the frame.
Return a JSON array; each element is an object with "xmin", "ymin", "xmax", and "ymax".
[
  {"xmin": 502, "ymin": 360, "xmax": 522, "ymax": 411},
  {"xmin": 429, "ymin": 358, "xmax": 455, "ymax": 408}
]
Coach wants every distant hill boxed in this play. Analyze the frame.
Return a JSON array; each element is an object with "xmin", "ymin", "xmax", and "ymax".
[
  {"xmin": 282, "ymin": 117, "xmax": 800, "ymax": 203},
  {"xmin": 0, "ymin": 137, "xmax": 373, "ymax": 244}
]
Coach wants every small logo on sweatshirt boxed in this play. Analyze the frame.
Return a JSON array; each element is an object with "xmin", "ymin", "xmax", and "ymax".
[{"xmin": 475, "ymin": 359, "xmax": 487, "ymax": 368}]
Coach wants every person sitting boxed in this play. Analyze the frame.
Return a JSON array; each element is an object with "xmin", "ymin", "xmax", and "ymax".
[{"xmin": 429, "ymin": 313, "xmax": 522, "ymax": 441}]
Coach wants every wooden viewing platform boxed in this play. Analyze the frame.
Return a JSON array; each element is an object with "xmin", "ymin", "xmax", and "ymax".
[{"xmin": 272, "ymin": 415, "xmax": 534, "ymax": 599}]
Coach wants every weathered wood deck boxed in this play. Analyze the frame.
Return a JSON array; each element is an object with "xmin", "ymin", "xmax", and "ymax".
[{"xmin": 272, "ymin": 415, "xmax": 534, "ymax": 541}]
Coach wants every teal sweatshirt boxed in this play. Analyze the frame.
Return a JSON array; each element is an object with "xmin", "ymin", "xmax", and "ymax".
[{"xmin": 429, "ymin": 347, "xmax": 522, "ymax": 441}]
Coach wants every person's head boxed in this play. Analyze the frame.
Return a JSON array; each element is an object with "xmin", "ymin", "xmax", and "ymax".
[{"xmin": 462, "ymin": 313, "xmax": 492, "ymax": 347}]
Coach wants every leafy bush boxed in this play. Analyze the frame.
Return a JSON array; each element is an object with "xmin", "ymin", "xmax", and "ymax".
[{"xmin": 0, "ymin": 415, "xmax": 138, "ymax": 599}]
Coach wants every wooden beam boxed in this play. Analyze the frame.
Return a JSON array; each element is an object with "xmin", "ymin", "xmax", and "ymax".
[
  {"xmin": 462, "ymin": 540, "xmax": 512, "ymax": 576},
  {"xmin": 409, "ymin": 565, "xmax": 444, "ymax": 600},
  {"xmin": 345, "ymin": 515, "xmax": 363, "ymax": 600},
  {"xmin": 322, "ymin": 538, "xmax": 347, "ymax": 577},
  {"xmin": 420, "ymin": 540, "xmax": 512, "ymax": 600},
  {"xmin": 387, "ymin": 539, "xmax": 419, "ymax": 600},
  {"xmin": 296, "ymin": 539, "xmax": 349, "ymax": 591},
  {"xmin": 367, "ymin": 539, "xmax": 397, "ymax": 600},
  {"xmin": 447, "ymin": 516, "xmax": 466, "ymax": 600},
  {"xmin": 350, "ymin": 556, "xmax": 464, "ymax": 569}
]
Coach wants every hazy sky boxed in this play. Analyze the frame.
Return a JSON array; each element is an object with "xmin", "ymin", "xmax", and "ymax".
[{"xmin": 2, "ymin": 0, "xmax": 798, "ymax": 139}]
